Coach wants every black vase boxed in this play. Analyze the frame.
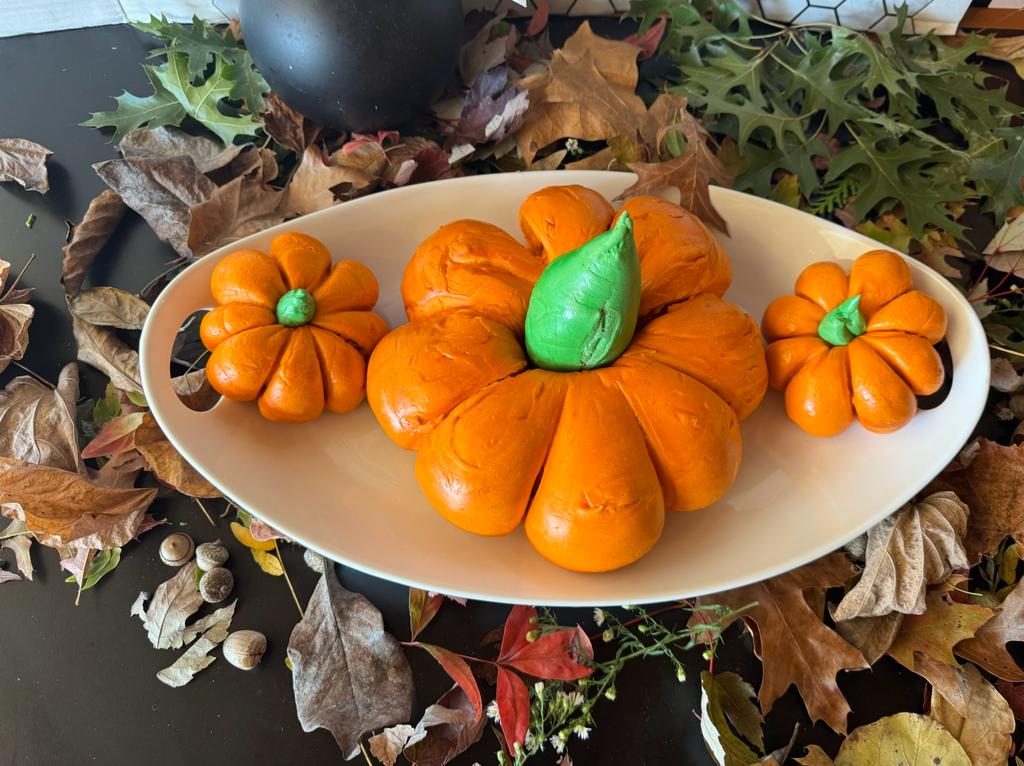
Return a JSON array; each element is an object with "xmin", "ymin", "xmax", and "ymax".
[{"xmin": 240, "ymin": 0, "xmax": 464, "ymax": 132}]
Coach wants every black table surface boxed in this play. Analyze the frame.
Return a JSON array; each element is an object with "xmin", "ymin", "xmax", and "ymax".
[{"xmin": 0, "ymin": 20, "xmax": 992, "ymax": 766}]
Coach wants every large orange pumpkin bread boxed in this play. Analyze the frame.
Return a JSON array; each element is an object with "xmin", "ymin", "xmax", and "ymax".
[
  {"xmin": 201, "ymin": 232, "xmax": 388, "ymax": 423},
  {"xmin": 368, "ymin": 186, "xmax": 768, "ymax": 572}
]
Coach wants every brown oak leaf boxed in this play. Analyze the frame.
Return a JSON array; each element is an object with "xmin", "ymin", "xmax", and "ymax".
[
  {"xmin": 954, "ymin": 576, "xmax": 1024, "ymax": 681},
  {"xmin": 280, "ymin": 145, "xmax": 374, "ymax": 218},
  {"xmin": 515, "ymin": 22, "xmax": 644, "ymax": 164},
  {"xmin": 61, "ymin": 189, "xmax": 126, "ymax": 299},
  {"xmin": 621, "ymin": 105, "xmax": 732, "ymax": 233},
  {"xmin": 0, "ymin": 363, "xmax": 84, "ymax": 474},
  {"xmin": 887, "ymin": 582, "xmax": 993, "ymax": 671},
  {"xmin": 262, "ymin": 92, "xmax": 320, "ymax": 155},
  {"xmin": 0, "ymin": 456, "xmax": 156, "ymax": 549},
  {"xmin": 928, "ymin": 439, "xmax": 1024, "ymax": 562},
  {"xmin": 697, "ymin": 552, "xmax": 869, "ymax": 734},
  {"xmin": 832, "ymin": 492, "xmax": 969, "ymax": 620},
  {"xmin": 133, "ymin": 413, "xmax": 220, "ymax": 498},
  {"xmin": 0, "ymin": 138, "xmax": 52, "ymax": 193}
]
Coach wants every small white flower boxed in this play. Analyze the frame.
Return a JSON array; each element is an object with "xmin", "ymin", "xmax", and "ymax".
[
  {"xmin": 534, "ymin": 681, "xmax": 545, "ymax": 696},
  {"xmin": 565, "ymin": 137, "xmax": 582, "ymax": 155},
  {"xmin": 568, "ymin": 691, "xmax": 585, "ymax": 708},
  {"xmin": 524, "ymin": 731, "xmax": 537, "ymax": 751},
  {"xmin": 593, "ymin": 607, "xmax": 605, "ymax": 626},
  {"xmin": 486, "ymin": 700, "xmax": 500, "ymax": 722},
  {"xmin": 549, "ymin": 735, "xmax": 566, "ymax": 754},
  {"xmin": 604, "ymin": 686, "xmax": 617, "ymax": 701},
  {"xmin": 601, "ymin": 628, "xmax": 615, "ymax": 643},
  {"xmin": 702, "ymin": 648, "xmax": 713, "ymax": 661},
  {"xmin": 676, "ymin": 666, "xmax": 687, "ymax": 683},
  {"xmin": 573, "ymin": 724, "xmax": 591, "ymax": 741}
]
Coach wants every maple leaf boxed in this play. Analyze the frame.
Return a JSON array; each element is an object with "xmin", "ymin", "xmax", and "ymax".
[
  {"xmin": 833, "ymin": 492, "xmax": 969, "ymax": 621},
  {"xmin": 621, "ymin": 107, "xmax": 732, "ymax": 233},
  {"xmin": 887, "ymin": 582, "xmax": 993, "ymax": 672},
  {"xmin": 0, "ymin": 363, "xmax": 83, "ymax": 474},
  {"xmin": 699, "ymin": 553, "xmax": 869, "ymax": 733},
  {"xmin": 955, "ymin": 576, "xmax": 1024, "ymax": 681},
  {"xmin": 928, "ymin": 438, "xmax": 1024, "ymax": 562}
]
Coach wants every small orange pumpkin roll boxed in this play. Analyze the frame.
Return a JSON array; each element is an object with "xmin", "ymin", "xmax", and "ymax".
[
  {"xmin": 612, "ymin": 357, "xmax": 741, "ymax": 511},
  {"xmin": 627, "ymin": 294, "xmax": 767, "ymax": 420},
  {"xmin": 201, "ymin": 232, "xmax": 387, "ymax": 423},
  {"xmin": 401, "ymin": 220, "xmax": 544, "ymax": 327},
  {"xmin": 615, "ymin": 196, "xmax": 731, "ymax": 316},
  {"xmin": 795, "ymin": 261, "xmax": 848, "ymax": 312},
  {"xmin": 765, "ymin": 336, "xmax": 829, "ymax": 390},
  {"xmin": 848, "ymin": 249, "xmax": 912, "ymax": 319},
  {"xmin": 366, "ymin": 311, "xmax": 527, "ymax": 449},
  {"xmin": 416, "ymin": 370, "xmax": 569, "ymax": 536},
  {"xmin": 761, "ymin": 295, "xmax": 825, "ymax": 343},
  {"xmin": 848, "ymin": 338, "xmax": 917, "ymax": 433},
  {"xmin": 867, "ymin": 290, "xmax": 947, "ymax": 344},
  {"xmin": 518, "ymin": 184, "xmax": 614, "ymax": 262},
  {"xmin": 861, "ymin": 331, "xmax": 944, "ymax": 396},
  {"xmin": 525, "ymin": 373, "xmax": 665, "ymax": 573}
]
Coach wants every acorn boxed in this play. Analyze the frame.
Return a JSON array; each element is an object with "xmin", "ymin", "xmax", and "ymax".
[
  {"xmin": 223, "ymin": 630, "xmax": 267, "ymax": 670},
  {"xmin": 196, "ymin": 541, "xmax": 229, "ymax": 572},
  {"xmin": 159, "ymin": 533, "xmax": 194, "ymax": 567},
  {"xmin": 198, "ymin": 567, "xmax": 234, "ymax": 603}
]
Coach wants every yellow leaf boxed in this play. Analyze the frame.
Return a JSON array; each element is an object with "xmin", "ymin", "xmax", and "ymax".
[
  {"xmin": 887, "ymin": 584, "xmax": 993, "ymax": 670},
  {"xmin": 795, "ymin": 745, "xmax": 835, "ymax": 765},
  {"xmin": 929, "ymin": 662, "xmax": 1015, "ymax": 766},
  {"xmin": 230, "ymin": 521, "xmax": 274, "ymax": 552},
  {"xmin": 251, "ymin": 548, "xmax": 284, "ymax": 576},
  {"xmin": 834, "ymin": 713, "xmax": 970, "ymax": 766}
]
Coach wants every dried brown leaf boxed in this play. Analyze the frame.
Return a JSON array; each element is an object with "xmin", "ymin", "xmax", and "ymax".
[
  {"xmin": 0, "ymin": 259, "xmax": 33, "ymax": 376},
  {"xmin": 621, "ymin": 108, "xmax": 732, "ymax": 233},
  {"xmin": 834, "ymin": 712, "xmax": 970, "ymax": 766},
  {"xmin": 172, "ymin": 370, "xmax": 220, "ymax": 412},
  {"xmin": 0, "ymin": 363, "xmax": 83, "ymax": 474},
  {"xmin": 928, "ymin": 438, "xmax": 1024, "ymax": 562},
  {"xmin": 460, "ymin": 15, "xmax": 517, "ymax": 86},
  {"xmin": 0, "ymin": 456, "xmax": 155, "ymax": 549},
  {"xmin": 833, "ymin": 611, "xmax": 904, "ymax": 665},
  {"xmin": 72, "ymin": 315, "xmax": 142, "ymax": 393},
  {"xmin": 281, "ymin": 146, "xmax": 371, "ymax": 218},
  {"xmin": 887, "ymin": 583, "xmax": 993, "ymax": 671},
  {"xmin": 118, "ymin": 127, "xmax": 242, "ymax": 173},
  {"xmin": 156, "ymin": 601, "xmax": 236, "ymax": 687},
  {"xmin": 262, "ymin": 92, "xmax": 320, "ymax": 154},
  {"xmin": 0, "ymin": 138, "xmax": 52, "ymax": 193},
  {"xmin": 68, "ymin": 286, "xmax": 149, "ymax": 330},
  {"xmin": 955, "ymin": 576, "xmax": 1024, "ymax": 681},
  {"xmin": 133, "ymin": 413, "xmax": 220, "ymax": 498},
  {"xmin": 2, "ymin": 534, "xmax": 33, "ymax": 580},
  {"xmin": 369, "ymin": 724, "xmax": 416, "ymax": 766},
  {"xmin": 287, "ymin": 568, "xmax": 413, "ymax": 759},
  {"xmin": 697, "ymin": 553, "xmax": 869, "ymax": 733},
  {"xmin": 131, "ymin": 562, "xmax": 205, "ymax": 650},
  {"xmin": 833, "ymin": 492, "xmax": 969, "ymax": 620},
  {"xmin": 927, "ymin": 660, "xmax": 1014, "ymax": 766},
  {"xmin": 978, "ymin": 35, "xmax": 1024, "ymax": 80},
  {"xmin": 795, "ymin": 745, "xmax": 836, "ymax": 765},
  {"xmin": 94, "ymin": 156, "xmax": 215, "ymax": 257},
  {"xmin": 187, "ymin": 158, "xmax": 284, "ymax": 257},
  {"xmin": 0, "ymin": 568, "xmax": 21, "ymax": 584},
  {"xmin": 62, "ymin": 189, "xmax": 126, "ymax": 299},
  {"xmin": 402, "ymin": 684, "xmax": 487, "ymax": 766}
]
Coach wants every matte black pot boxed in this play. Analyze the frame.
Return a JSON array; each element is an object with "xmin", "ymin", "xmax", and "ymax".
[{"xmin": 240, "ymin": 0, "xmax": 464, "ymax": 132}]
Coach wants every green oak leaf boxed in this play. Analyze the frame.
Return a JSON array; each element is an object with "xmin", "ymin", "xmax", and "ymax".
[
  {"xmin": 736, "ymin": 135, "xmax": 829, "ymax": 199},
  {"xmin": 151, "ymin": 53, "xmax": 262, "ymax": 145},
  {"xmin": 972, "ymin": 128, "xmax": 1024, "ymax": 219},
  {"xmin": 80, "ymin": 67, "xmax": 186, "ymax": 143},
  {"xmin": 135, "ymin": 15, "xmax": 239, "ymax": 80}
]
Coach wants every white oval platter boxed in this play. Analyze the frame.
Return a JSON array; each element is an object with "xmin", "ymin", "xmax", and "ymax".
[{"xmin": 139, "ymin": 170, "xmax": 989, "ymax": 605}]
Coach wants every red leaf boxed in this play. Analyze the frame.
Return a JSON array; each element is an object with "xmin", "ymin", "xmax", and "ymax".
[
  {"xmin": 499, "ymin": 605, "xmax": 537, "ymax": 661},
  {"xmin": 496, "ymin": 667, "xmax": 530, "ymax": 750},
  {"xmin": 341, "ymin": 130, "xmax": 399, "ymax": 154},
  {"xmin": 81, "ymin": 412, "xmax": 145, "ymax": 459},
  {"xmin": 624, "ymin": 16, "xmax": 667, "ymax": 60},
  {"xmin": 501, "ymin": 629, "xmax": 593, "ymax": 681},
  {"xmin": 571, "ymin": 625, "xmax": 594, "ymax": 664},
  {"xmin": 997, "ymin": 680, "xmax": 1024, "ymax": 723},
  {"xmin": 409, "ymin": 588, "xmax": 444, "ymax": 640},
  {"xmin": 411, "ymin": 642, "xmax": 483, "ymax": 718},
  {"xmin": 526, "ymin": 0, "xmax": 549, "ymax": 37}
]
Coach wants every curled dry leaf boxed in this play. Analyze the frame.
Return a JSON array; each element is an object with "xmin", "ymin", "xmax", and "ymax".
[
  {"xmin": 0, "ymin": 138, "xmax": 52, "ymax": 193},
  {"xmin": 978, "ymin": 35, "xmax": 1024, "ymax": 79},
  {"xmin": 402, "ymin": 684, "xmax": 487, "ymax": 766},
  {"xmin": 118, "ymin": 126, "xmax": 242, "ymax": 174},
  {"xmin": 282, "ymin": 145, "xmax": 372, "ymax": 218},
  {"xmin": 697, "ymin": 553, "xmax": 869, "ymax": 734},
  {"xmin": 262, "ymin": 92, "xmax": 319, "ymax": 155},
  {"xmin": 132, "ymin": 561, "xmax": 205, "ymax": 650},
  {"xmin": 369, "ymin": 724, "xmax": 416, "ymax": 766},
  {"xmin": 832, "ymin": 611, "xmax": 904, "ymax": 665},
  {"xmin": 409, "ymin": 588, "xmax": 444, "ymax": 640},
  {"xmin": 699, "ymin": 671, "xmax": 763, "ymax": 766},
  {"xmin": 460, "ymin": 14, "xmax": 517, "ymax": 86},
  {"xmin": 68, "ymin": 287, "xmax": 149, "ymax": 330},
  {"xmin": 955, "ymin": 576, "xmax": 1024, "ymax": 681},
  {"xmin": 450, "ymin": 68, "xmax": 529, "ymax": 154},
  {"xmin": 2, "ymin": 534, "xmax": 33, "ymax": 580},
  {"xmin": 62, "ymin": 189, "xmax": 126, "ymax": 299},
  {"xmin": 928, "ymin": 438, "xmax": 1024, "ymax": 562},
  {"xmin": 991, "ymin": 357, "xmax": 1024, "ymax": 393},
  {"xmin": 94, "ymin": 156, "xmax": 215, "ymax": 257},
  {"xmin": 927, "ymin": 660, "xmax": 1014, "ymax": 766},
  {"xmin": 133, "ymin": 413, "xmax": 220, "ymax": 498},
  {"xmin": 157, "ymin": 601, "xmax": 237, "ymax": 688},
  {"xmin": 996, "ymin": 680, "xmax": 1024, "ymax": 722},
  {"xmin": 81, "ymin": 412, "xmax": 146, "ymax": 460},
  {"xmin": 833, "ymin": 712, "xmax": 970, "ymax": 766},
  {"xmin": 981, "ymin": 213, "xmax": 1024, "ymax": 275},
  {"xmin": 72, "ymin": 316, "xmax": 142, "ymax": 393},
  {"xmin": 0, "ymin": 260, "xmax": 34, "ymax": 376},
  {"xmin": 0, "ymin": 363, "xmax": 84, "ymax": 474},
  {"xmin": 287, "ymin": 568, "xmax": 413, "ymax": 759},
  {"xmin": 832, "ymin": 492, "xmax": 969, "ymax": 621},
  {"xmin": 0, "ymin": 456, "xmax": 155, "ymax": 549},
  {"xmin": 60, "ymin": 545, "xmax": 94, "ymax": 588}
]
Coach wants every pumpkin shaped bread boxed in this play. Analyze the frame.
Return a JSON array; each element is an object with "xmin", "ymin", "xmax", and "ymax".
[
  {"xmin": 201, "ymin": 232, "xmax": 388, "ymax": 423},
  {"xmin": 367, "ymin": 185, "xmax": 767, "ymax": 573},
  {"xmin": 762, "ymin": 250, "xmax": 947, "ymax": 437}
]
